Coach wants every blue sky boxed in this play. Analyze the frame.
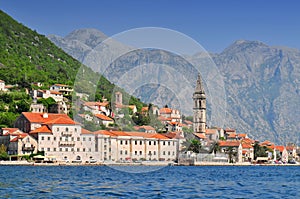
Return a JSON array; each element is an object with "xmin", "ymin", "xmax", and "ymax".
[{"xmin": 1, "ymin": 0, "xmax": 300, "ymax": 52}]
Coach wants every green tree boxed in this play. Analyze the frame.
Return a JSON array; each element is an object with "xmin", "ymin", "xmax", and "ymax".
[
  {"xmin": 182, "ymin": 139, "xmax": 202, "ymax": 153},
  {"xmin": 209, "ymin": 141, "xmax": 221, "ymax": 156},
  {"xmin": 0, "ymin": 144, "xmax": 8, "ymax": 160},
  {"xmin": 254, "ymin": 142, "xmax": 269, "ymax": 160},
  {"xmin": 225, "ymin": 146, "xmax": 237, "ymax": 163}
]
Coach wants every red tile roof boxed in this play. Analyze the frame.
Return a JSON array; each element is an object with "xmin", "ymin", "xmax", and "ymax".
[
  {"xmin": 30, "ymin": 125, "xmax": 52, "ymax": 134},
  {"xmin": 275, "ymin": 146, "xmax": 285, "ymax": 153},
  {"xmin": 43, "ymin": 117, "xmax": 77, "ymax": 125},
  {"xmin": 95, "ymin": 114, "xmax": 113, "ymax": 121},
  {"xmin": 81, "ymin": 128, "xmax": 93, "ymax": 135},
  {"xmin": 22, "ymin": 112, "xmax": 71, "ymax": 123},
  {"xmin": 194, "ymin": 133, "xmax": 206, "ymax": 139},
  {"xmin": 1, "ymin": 128, "xmax": 20, "ymax": 135},
  {"xmin": 84, "ymin": 101, "xmax": 109, "ymax": 107},
  {"xmin": 141, "ymin": 107, "xmax": 148, "ymax": 112},
  {"xmin": 50, "ymin": 90, "xmax": 62, "ymax": 95},
  {"xmin": 160, "ymin": 108, "xmax": 172, "ymax": 114},
  {"xmin": 219, "ymin": 140, "xmax": 241, "ymax": 147},
  {"xmin": 206, "ymin": 129, "xmax": 218, "ymax": 134},
  {"xmin": 163, "ymin": 132, "xmax": 184, "ymax": 139}
]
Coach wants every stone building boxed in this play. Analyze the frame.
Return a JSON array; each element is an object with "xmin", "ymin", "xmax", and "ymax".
[{"xmin": 193, "ymin": 74, "xmax": 206, "ymax": 133}]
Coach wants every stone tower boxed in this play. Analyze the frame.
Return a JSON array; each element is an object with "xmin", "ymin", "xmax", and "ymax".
[{"xmin": 193, "ymin": 74, "xmax": 206, "ymax": 133}]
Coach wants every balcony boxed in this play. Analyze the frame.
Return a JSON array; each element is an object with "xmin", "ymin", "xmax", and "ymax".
[
  {"xmin": 59, "ymin": 141, "xmax": 75, "ymax": 146},
  {"xmin": 62, "ymin": 131, "xmax": 73, "ymax": 136}
]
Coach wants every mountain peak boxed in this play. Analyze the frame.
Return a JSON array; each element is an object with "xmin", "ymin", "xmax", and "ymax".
[
  {"xmin": 65, "ymin": 28, "xmax": 108, "ymax": 48},
  {"xmin": 221, "ymin": 40, "xmax": 268, "ymax": 55}
]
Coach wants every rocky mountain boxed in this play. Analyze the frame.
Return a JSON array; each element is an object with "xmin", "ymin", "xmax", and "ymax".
[{"xmin": 48, "ymin": 29, "xmax": 300, "ymax": 145}]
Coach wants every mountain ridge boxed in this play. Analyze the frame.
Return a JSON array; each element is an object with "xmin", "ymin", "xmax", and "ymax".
[{"xmin": 48, "ymin": 28, "xmax": 300, "ymax": 145}]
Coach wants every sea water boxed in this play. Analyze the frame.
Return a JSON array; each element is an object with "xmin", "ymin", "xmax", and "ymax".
[{"xmin": 0, "ymin": 165, "xmax": 299, "ymax": 198}]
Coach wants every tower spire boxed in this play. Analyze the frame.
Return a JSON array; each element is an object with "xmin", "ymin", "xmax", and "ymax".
[{"xmin": 195, "ymin": 74, "xmax": 205, "ymax": 94}]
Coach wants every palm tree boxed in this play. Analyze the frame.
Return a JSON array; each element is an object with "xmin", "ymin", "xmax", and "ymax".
[
  {"xmin": 210, "ymin": 141, "xmax": 221, "ymax": 156},
  {"xmin": 182, "ymin": 139, "xmax": 202, "ymax": 153},
  {"xmin": 225, "ymin": 146, "xmax": 237, "ymax": 163}
]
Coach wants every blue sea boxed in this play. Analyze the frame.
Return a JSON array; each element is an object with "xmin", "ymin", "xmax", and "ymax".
[{"xmin": 0, "ymin": 165, "xmax": 299, "ymax": 198}]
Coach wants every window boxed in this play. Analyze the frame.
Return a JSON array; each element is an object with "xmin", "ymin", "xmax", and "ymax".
[
  {"xmin": 77, "ymin": 137, "xmax": 80, "ymax": 141},
  {"xmin": 154, "ymin": 141, "xmax": 156, "ymax": 145},
  {"xmin": 125, "ymin": 150, "xmax": 127, "ymax": 155},
  {"xmin": 173, "ymin": 141, "xmax": 175, "ymax": 146},
  {"xmin": 77, "ymin": 148, "xmax": 80, "ymax": 152},
  {"xmin": 41, "ymin": 136, "xmax": 44, "ymax": 141},
  {"xmin": 120, "ymin": 151, "xmax": 122, "ymax": 155},
  {"xmin": 104, "ymin": 145, "xmax": 107, "ymax": 150},
  {"xmin": 149, "ymin": 141, "xmax": 151, "ymax": 145},
  {"xmin": 41, "ymin": 148, "xmax": 44, "ymax": 151},
  {"xmin": 53, "ymin": 148, "xmax": 56, "ymax": 151},
  {"xmin": 135, "ymin": 151, "xmax": 137, "ymax": 155},
  {"xmin": 89, "ymin": 148, "xmax": 91, "ymax": 152},
  {"xmin": 135, "ymin": 140, "xmax": 137, "ymax": 145},
  {"xmin": 60, "ymin": 137, "xmax": 62, "ymax": 141},
  {"xmin": 65, "ymin": 137, "xmax": 68, "ymax": 141},
  {"xmin": 65, "ymin": 148, "xmax": 68, "ymax": 152},
  {"xmin": 71, "ymin": 148, "xmax": 74, "ymax": 152},
  {"xmin": 140, "ymin": 141, "xmax": 142, "ymax": 145},
  {"xmin": 57, "ymin": 128, "xmax": 59, "ymax": 132},
  {"xmin": 54, "ymin": 137, "xmax": 56, "ymax": 141},
  {"xmin": 66, "ymin": 127, "xmax": 68, "ymax": 132},
  {"xmin": 172, "ymin": 151, "xmax": 175, "ymax": 155},
  {"xmin": 83, "ymin": 148, "xmax": 86, "ymax": 152},
  {"xmin": 104, "ymin": 138, "xmax": 107, "ymax": 143},
  {"xmin": 140, "ymin": 151, "xmax": 142, "ymax": 155},
  {"xmin": 168, "ymin": 141, "xmax": 170, "ymax": 146},
  {"xmin": 75, "ymin": 128, "xmax": 77, "ymax": 132},
  {"xmin": 83, "ymin": 137, "xmax": 86, "ymax": 141},
  {"xmin": 120, "ymin": 140, "xmax": 123, "ymax": 145},
  {"xmin": 154, "ymin": 151, "xmax": 156, "ymax": 155},
  {"xmin": 48, "ymin": 137, "xmax": 50, "ymax": 141},
  {"xmin": 168, "ymin": 151, "xmax": 170, "ymax": 155},
  {"xmin": 163, "ymin": 141, "xmax": 165, "ymax": 145},
  {"xmin": 47, "ymin": 148, "xmax": 50, "ymax": 151},
  {"xmin": 71, "ymin": 137, "xmax": 74, "ymax": 141},
  {"xmin": 163, "ymin": 151, "xmax": 165, "ymax": 155},
  {"xmin": 89, "ymin": 137, "xmax": 91, "ymax": 141},
  {"xmin": 125, "ymin": 140, "xmax": 128, "ymax": 145},
  {"xmin": 60, "ymin": 148, "xmax": 62, "ymax": 151}
]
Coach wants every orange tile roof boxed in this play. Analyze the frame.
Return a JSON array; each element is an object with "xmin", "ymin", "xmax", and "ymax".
[
  {"xmin": 160, "ymin": 108, "xmax": 172, "ymax": 114},
  {"xmin": 141, "ymin": 107, "xmax": 148, "ymax": 112},
  {"xmin": 206, "ymin": 129, "xmax": 218, "ymax": 134},
  {"xmin": 158, "ymin": 116, "xmax": 172, "ymax": 121},
  {"xmin": 43, "ymin": 117, "xmax": 77, "ymax": 125},
  {"xmin": 84, "ymin": 101, "xmax": 109, "ymax": 107},
  {"xmin": 54, "ymin": 84, "xmax": 70, "ymax": 87},
  {"xmin": 95, "ymin": 114, "xmax": 113, "ymax": 121},
  {"xmin": 238, "ymin": 134, "xmax": 247, "ymax": 138},
  {"xmin": 184, "ymin": 120, "xmax": 193, "ymax": 125},
  {"xmin": 10, "ymin": 137, "xmax": 19, "ymax": 142},
  {"xmin": 242, "ymin": 142, "xmax": 253, "ymax": 149},
  {"xmin": 128, "ymin": 105, "xmax": 136, "ymax": 110},
  {"xmin": 225, "ymin": 129, "xmax": 236, "ymax": 133},
  {"xmin": 94, "ymin": 130, "xmax": 117, "ymax": 136},
  {"xmin": 2, "ymin": 128, "xmax": 20, "ymax": 135},
  {"xmin": 194, "ymin": 133, "xmax": 206, "ymax": 139},
  {"xmin": 0, "ymin": 80, "xmax": 4, "ymax": 82},
  {"xmin": 227, "ymin": 133, "xmax": 237, "ymax": 138},
  {"xmin": 30, "ymin": 125, "xmax": 52, "ymax": 134},
  {"xmin": 22, "ymin": 112, "xmax": 71, "ymax": 123},
  {"xmin": 219, "ymin": 140, "xmax": 240, "ymax": 147},
  {"xmin": 275, "ymin": 146, "xmax": 285, "ymax": 152},
  {"xmin": 286, "ymin": 146, "xmax": 295, "ymax": 151},
  {"xmin": 50, "ymin": 90, "xmax": 62, "ymax": 95},
  {"xmin": 163, "ymin": 132, "xmax": 184, "ymax": 139},
  {"xmin": 81, "ymin": 128, "xmax": 93, "ymax": 135}
]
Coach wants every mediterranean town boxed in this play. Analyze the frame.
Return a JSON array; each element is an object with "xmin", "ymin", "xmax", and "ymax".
[{"xmin": 0, "ymin": 76, "xmax": 299, "ymax": 166}]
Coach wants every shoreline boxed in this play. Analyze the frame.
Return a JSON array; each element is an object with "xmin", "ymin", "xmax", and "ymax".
[{"xmin": 1, "ymin": 160, "xmax": 299, "ymax": 167}]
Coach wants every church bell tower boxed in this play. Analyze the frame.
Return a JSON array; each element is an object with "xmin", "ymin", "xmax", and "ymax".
[{"xmin": 193, "ymin": 74, "xmax": 206, "ymax": 133}]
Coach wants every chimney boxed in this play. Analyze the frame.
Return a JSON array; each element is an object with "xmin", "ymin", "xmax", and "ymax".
[{"xmin": 43, "ymin": 113, "xmax": 48, "ymax": 118}]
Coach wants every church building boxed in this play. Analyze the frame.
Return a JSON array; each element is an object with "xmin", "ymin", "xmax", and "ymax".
[{"xmin": 193, "ymin": 74, "xmax": 206, "ymax": 133}]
